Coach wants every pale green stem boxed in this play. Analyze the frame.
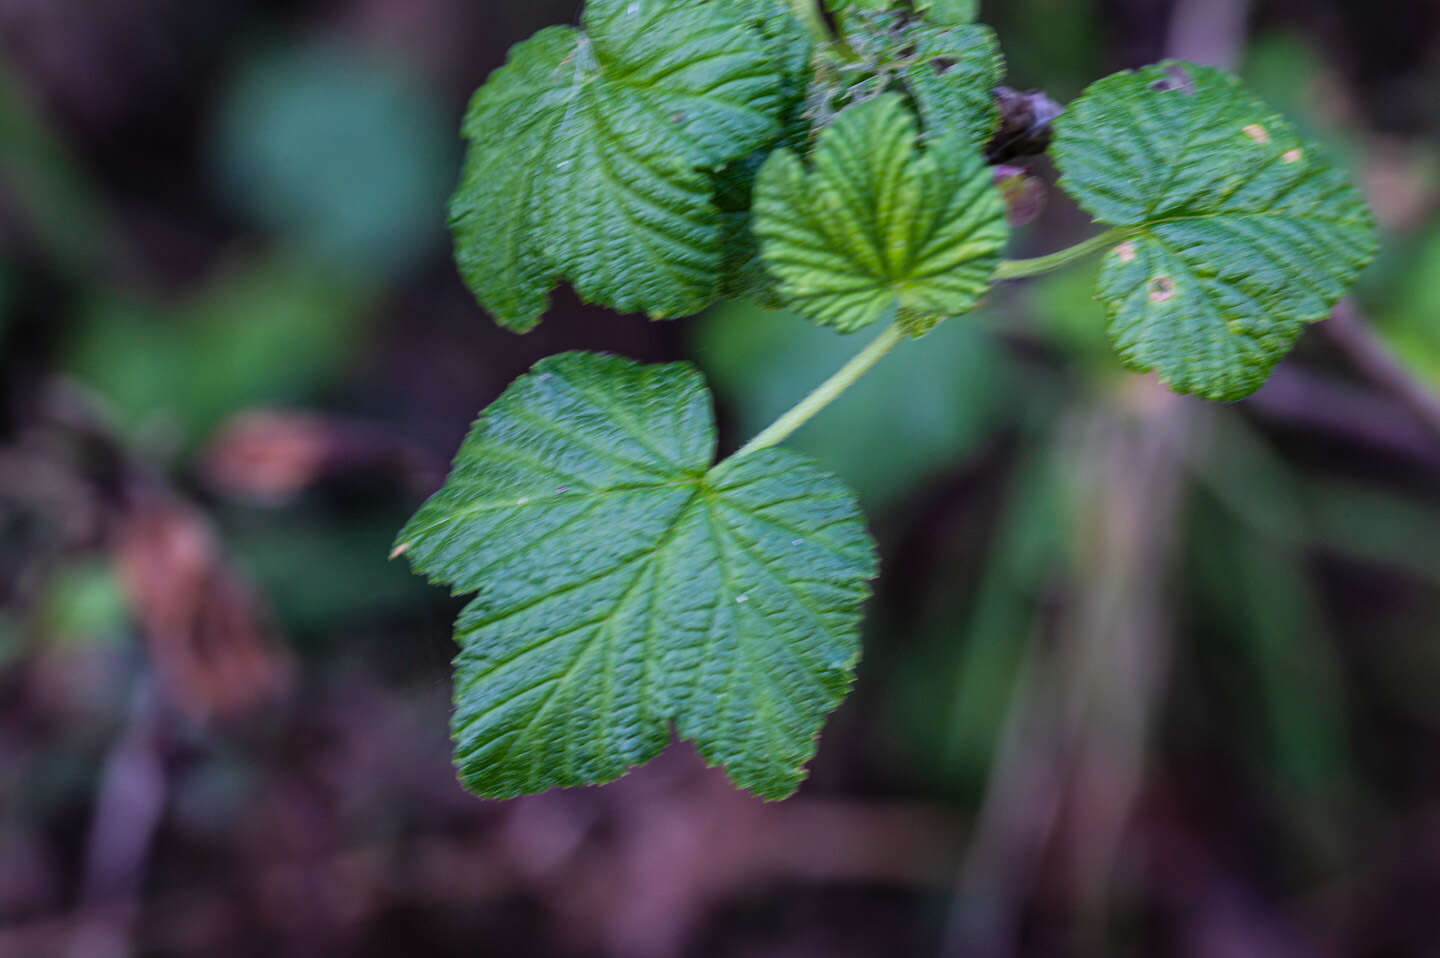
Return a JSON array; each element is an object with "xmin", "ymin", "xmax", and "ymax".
[
  {"xmin": 734, "ymin": 323, "xmax": 908, "ymax": 459},
  {"xmin": 786, "ymin": 0, "xmax": 860, "ymax": 64},
  {"xmin": 993, "ymin": 227, "xmax": 1136, "ymax": 281},
  {"xmin": 787, "ymin": 0, "xmax": 835, "ymax": 48}
]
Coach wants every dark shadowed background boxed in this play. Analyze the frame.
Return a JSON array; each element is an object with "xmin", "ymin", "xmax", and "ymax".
[{"xmin": 2, "ymin": 0, "xmax": 1440, "ymax": 955}]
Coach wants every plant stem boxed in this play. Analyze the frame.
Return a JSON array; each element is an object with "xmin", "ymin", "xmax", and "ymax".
[
  {"xmin": 1322, "ymin": 299, "xmax": 1440, "ymax": 445},
  {"xmin": 787, "ymin": 0, "xmax": 861, "ymax": 65},
  {"xmin": 734, "ymin": 323, "xmax": 908, "ymax": 458},
  {"xmin": 787, "ymin": 0, "xmax": 835, "ymax": 48},
  {"xmin": 993, "ymin": 227, "xmax": 1135, "ymax": 281}
]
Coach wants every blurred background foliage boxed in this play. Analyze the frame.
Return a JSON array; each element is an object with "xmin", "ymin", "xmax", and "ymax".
[{"xmin": 1, "ymin": 0, "xmax": 1439, "ymax": 955}]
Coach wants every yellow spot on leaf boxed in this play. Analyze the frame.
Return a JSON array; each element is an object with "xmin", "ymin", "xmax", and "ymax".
[
  {"xmin": 1116, "ymin": 241, "xmax": 1137, "ymax": 263},
  {"xmin": 1243, "ymin": 124, "xmax": 1271, "ymax": 144},
  {"xmin": 1283, "ymin": 148, "xmax": 1303, "ymax": 163},
  {"xmin": 1149, "ymin": 276, "xmax": 1176, "ymax": 303}
]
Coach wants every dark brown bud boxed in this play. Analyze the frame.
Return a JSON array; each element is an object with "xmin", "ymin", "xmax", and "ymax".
[{"xmin": 986, "ymin": 87, "xmax": 1065, "ymax": 163}]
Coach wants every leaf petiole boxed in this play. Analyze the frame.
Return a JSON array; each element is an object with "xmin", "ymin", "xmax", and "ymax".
[
  {"xmin": 787, "ymin": 0, "xmax": 860, "ymax": 65},
  {"xmin": 733, "ymin": 322, "xmax": 908, "ymax": 459},
  {"xmin": 735, "ymin": 225, "xmax": 1133, "ymax": 464},
  {"xmin": 785, "ymin": 0, "xmax": 832, "ymax": 46},
  {"xmin": 993, "ymin": 226, "xmax": 1136, "ymax": 281}
]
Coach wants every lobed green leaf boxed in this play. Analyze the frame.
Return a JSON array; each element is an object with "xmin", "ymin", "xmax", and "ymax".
[
  {"xmin": 1052, "ymin": 60, "xmax": 1379, "ymax": 400},
  {"xmin": 752, "ymin": 94, "xmax": 1008, "ymax": 333},
  {"xmin": 396, "ymin": 352, "xmax": 878, "ymax": 799},
  {"xmin": 450, "ymin": 0, "xmax": 795, "ymax": 331}
]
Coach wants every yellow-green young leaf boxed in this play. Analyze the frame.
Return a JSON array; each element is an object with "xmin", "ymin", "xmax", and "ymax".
[
  {"xmin": 1052, "ymin": 61, "xmax": 1379, "ymax": 400},
  {"xmin": 396, "ymin": 352, "xmax": 878, "ymax": 799},
  {"xmin": 451, "ymin": 0, "xmax": 792, "ymax": 332},
  {"xmin": 752, "ymin": 95, "xmax": 1008, "ymax": 332}
]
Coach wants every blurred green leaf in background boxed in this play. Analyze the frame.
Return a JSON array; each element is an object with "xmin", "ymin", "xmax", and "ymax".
[
  {"xmin": 212, "ymin": 42, "xmax": 458, "ymax": 283},
  {"xmin": 35, "ymin": 559, "xmax": 130, "ymax": 650},
  {"xmin": 0, "ymin": 56, "xmax": 115, "ymax": 277},
  {"xmin": 63, "ymin": 257, "xmax": 365, "ymax": 446},
  {"xmin": 1380, "ymin": 230, "xmax": 1440, "ymax": 388}
]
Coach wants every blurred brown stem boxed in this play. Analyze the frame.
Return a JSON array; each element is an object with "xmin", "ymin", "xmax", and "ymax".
[
  {"xmin": 1165, "ymin": 0, "xmax": 1253, "ymax": 68},
  {"xmin": 69, "ymin": 679, "xmax": 168, "ymax": 958},
  {"xmin": 1321, "ymin": 300, "xmax": 1440, "ymax": 446}
]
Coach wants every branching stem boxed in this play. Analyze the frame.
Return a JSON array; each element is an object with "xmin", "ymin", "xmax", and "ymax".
[
  {"xmin": 734, "ymin": 323, "xmax": 908, "ymax": 458},
  {"xmin": 994, "ymin": 227, "xmax": 1136, "ymax": 281}
]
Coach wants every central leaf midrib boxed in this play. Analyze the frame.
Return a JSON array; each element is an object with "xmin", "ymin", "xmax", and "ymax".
[
  {"xmin": 485, "ymin": 479, "xmax": 706, "ymax": 778},
  {"xmin": 460, "ymin": 479, "xmax": 702, "ymax": 633}
]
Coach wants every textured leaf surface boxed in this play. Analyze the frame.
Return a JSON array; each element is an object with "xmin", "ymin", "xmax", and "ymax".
[
  {"xmin": 730, "ymin": 0, "xmax": 812, "ymax": 95},
  {"xmin": 713, "ymin": 0, "xmax": 813, "ymax": 308},
  {"xmin": 1052, "ymin": 61, "xmax": 1378, "ymax": 400},
  {"xmin": 450, "ymin": 0, "xmax": 790, "ymax": 331},
  {"xmin": 717, "ymin": 150, "xmax": 789, "ymax": 308},
  {"xmin": 397, "ymin": 352, "xmax": 877, "ymax": 799},
  {"xmin": 752, "ymin": 95, "xmax": 1007, "ymax": 332},
  {"xmin": 899, "ymin": 20, "xmax": 1003, "ymax": 145},
  {"xmin": 835, "ymin": 10, "xmax": 1003, "ymax": 147}
]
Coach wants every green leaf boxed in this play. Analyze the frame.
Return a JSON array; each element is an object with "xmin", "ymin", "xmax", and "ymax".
[
  {"xmin": 215, "ymin": 42, "xmax": 457, "ymax": 282},
  {"xmin": 717, "ymin": 150, "xmax": 790, "ymax": 308},
  {"xmin": 827, "ymin": 10, "xmax": 1003, "ymax": 147},
  {"xmin": 1052, "ymin": 61, "xmax": 1379, "ymax": 400},
  {"xmin": 902, "ymin": 21, "xmax": 1004, "ymax": 146},
  {"xmin": 730, "ymin": 0, "xmax": 812, "ymax": 96},
  {"xmin": 918, "ymin": 0, "xmax": 979, "ymax": 24},
  {"xmin": 824, "ymin": 0, "xmax": 893, "ymax": 12},
  {"xmin": 713, "ymin": 0, "xmax": 813, "ymax": 308},
  {"xmin": 65, "ymin": 255, "xmax": 365, "ymax": 444},
  {"xmin": 396, "ymin": 352, "xmax": 878, "ymax": 799},
  {"xmin": 752, "ymin": 94, "xmax": 1007, "ymax": 332},
  {"xmin": 0, "ymin": 54, "xmax": 115, "ymax": 277},
  {"xmin": 451, "ymin": 0, "xmax": 792, "ymax": 331}
]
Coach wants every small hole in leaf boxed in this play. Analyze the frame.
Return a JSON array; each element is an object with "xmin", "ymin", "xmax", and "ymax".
[
  {"xmin": 1151, "ymin": 65, "xmax": 1195, "ymax": 94},
  {"xmin": 1149, "ymin": 276, "xmax": 1177, "ymax": 302},
  {"xmin": 931, "ymin": 56, "xmax": 957, "ymax": 74}
]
